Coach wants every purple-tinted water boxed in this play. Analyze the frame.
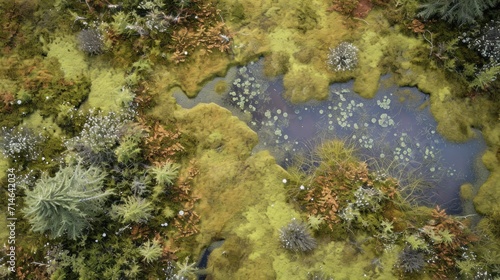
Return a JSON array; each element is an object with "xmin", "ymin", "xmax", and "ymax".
[{"xmin": 174, "ymin": 60, "xmax": 487, "ymax": 214}]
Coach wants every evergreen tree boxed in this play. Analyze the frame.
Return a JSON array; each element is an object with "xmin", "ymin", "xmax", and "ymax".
[
  {"xmin": 22, "ymin": 164, "xmax": 113, "ymax": 239},
  {"xmin": 418, "ymin": 0, "xmax": 499, "ymax": 25}
]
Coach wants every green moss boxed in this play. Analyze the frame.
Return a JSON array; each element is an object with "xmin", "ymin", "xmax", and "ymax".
[
  {"xmin": 353, "ymin": 67, "xmax": 382, "ymax": 99},
  {"xmin": 354, "ymin": 29, "xmax": 388, "ymax": 98},
  {"xmin": 430, "ymin": 98, "xmax": 477, "ymax": 142},
  {"xmin": 460, "ymin": 183, "xmax": 474, "ymax": 200},
  {"xmin": 263, "ymin": 51, "xmax": 290, "ymax": 77},
  {"xmin": 22, "ymin": 110, "xmax": 63, "ymax": 137},
  {"xmin": 46, "ymin": 35, "xmax": 87, "ymax": 80},
  {"xmin": 481, "ymin": 149, "xmax": 499, "ymax": 170},
  {"xmin": 174, "ymin": 52, "xmax": 232, "ymax": 97},
  {"xmin": 0, "ymin": 211, "xmax": 8, "ymax": 245},
  {"xmin": 80, "ymin": 67, "xmax": 128, "ymax": 112},
  {"xmin": 283, "ymin": 67, "xmax": 329, "ymax": 103},
  {"xmin": 473, "ymin": 170, "xmax": 500, "ymax": 215},
  {"xmin": 474, "ymin": 149, "xmax": 500, "ymax": 215},
  {"xmin": 293, "ymin": 48, "xmax": 314, "ymax": 64},
  {"xmin": 174, "ymin": 103, "xmax": 258, "ymax": 157},
  {"xmin": 228, "ymin": 1, "xmax": 246, "ymax": 24}
]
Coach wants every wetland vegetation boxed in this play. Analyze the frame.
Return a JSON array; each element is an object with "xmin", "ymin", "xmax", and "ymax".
[{"xmin": 0, "ymin": 0, "xmax": 499, "ymax": 279}]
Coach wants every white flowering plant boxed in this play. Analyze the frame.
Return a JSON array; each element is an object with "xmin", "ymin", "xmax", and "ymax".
[{"xmin": 327, "ymin": 42, "xmax": 359, "ymax": 72}]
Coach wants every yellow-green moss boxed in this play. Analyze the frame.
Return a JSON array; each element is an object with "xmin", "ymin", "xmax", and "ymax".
[
  {"xmin": 460, "ymin": 183, "xmax": 474, "ymax": 201},
  {"xmin": 0, "ymin": 212, "xmax": 9, "ymax": 246},
  {"xmin": 263, "ymin": 51, "xmax": 290, "ymax": 77},
  {"xmin": 22, "ymin": 110, "xmax": 62, "ymax": 136},
  {"xmin": 474, "ymin": 149, "xmax": 500, "ymax": 215},
  {"xmin": 174, "ymin": 103, "xmax": 258, "ymax": 157},
  {"xmin": 0, "ymin": 156, "xmax": 9, "ymax": 245},
  {"xmin": 482, "ymin": 149, "xmax": 499, "ymax": 170},
  {"xmin": 46, "ymin": 35, "xmax": 87, "ymax": 80},
  {"xmin": 0, "ymin": 157, "xmax": 7, "ymax": 184},
  {"xmin": 283, "ymin": 66, "xmax": 329, "ymax": 103},
  {"xmin": 354, "ymin": 30, "xmax": 387, "ymax": 98},
  {"xmin": 82, "ymin": 67, "xmax": 128, "ymax": 112},
  {"xmin": 170, "ymin": 103, "xmax": 321, "ymax": 278}
]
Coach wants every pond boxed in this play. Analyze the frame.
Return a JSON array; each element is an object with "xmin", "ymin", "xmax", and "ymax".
[{"xmin": 174, "ymin": 59, "xmax": 487, "ymax": 214}]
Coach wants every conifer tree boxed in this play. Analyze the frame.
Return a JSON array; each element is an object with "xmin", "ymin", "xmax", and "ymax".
[
  {"xmin": 418, "ymin": 0, "xmax": 499, "ymax": 25},
  {"xmin": 22, "ymin": 164, "xmax": 113, "ymax": 239}
]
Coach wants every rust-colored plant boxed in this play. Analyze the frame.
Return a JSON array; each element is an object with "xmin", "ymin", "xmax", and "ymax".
[
  {"xmin": 303, "ymin": 159, "xmax": 373, "ymax": 230},
  {"xmin": 408, "ymin": 19, "xmax": 425, "ymax": 33},
  {"xmin": 421, "ymin": 206, "xmax": 479, "ymax": 279},
  {"xmin": 140, "ymin": 119, "xmax": 185, "ymax": 165},
  {"xmin": 169, "ymin": 2, "xmax": 231, "ymax": 63},
  {"xmin": 0, "ymin": 91, "xmax": 15, "ymax": 113},
  {"xmin": 130, "ymin": 224, "xmax": 152, "ymax": 240}
]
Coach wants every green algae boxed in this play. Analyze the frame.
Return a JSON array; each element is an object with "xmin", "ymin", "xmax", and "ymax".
[{"xmin": 1, "ymin": 0, "xmax": 499, "ymax": 278}]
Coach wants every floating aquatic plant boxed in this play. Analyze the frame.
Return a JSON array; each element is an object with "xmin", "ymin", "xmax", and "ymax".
[{"xmin": 377, "ymin": 113, "xmax": 395, "ymax": 128}]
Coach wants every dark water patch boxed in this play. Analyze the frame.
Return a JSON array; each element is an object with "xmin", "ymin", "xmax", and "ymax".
[
  {"xmin": 174, "ymin": 59, "xmax": 487, "ymax": 214},
  {"xmin": 196, "ymin": 239, "xmax": 225, "ymax": 280}
]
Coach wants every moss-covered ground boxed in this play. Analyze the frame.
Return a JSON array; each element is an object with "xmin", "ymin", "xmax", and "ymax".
[{"xmin": 0, "ymin": 0, "xmax": 499, "ymax": 279}]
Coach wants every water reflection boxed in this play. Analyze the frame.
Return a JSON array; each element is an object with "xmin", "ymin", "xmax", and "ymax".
[{"xmin": 174, "ymin": 59, "xmax": 486, "ymax": 214}]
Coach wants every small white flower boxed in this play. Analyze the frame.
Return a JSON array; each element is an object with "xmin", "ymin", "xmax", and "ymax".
[
  {"xmin": 178, "ymin": 210, "xmax": 185, "ymax": 216},
  {"xmin": 282, "ymin": 179, "xmax": 287, "ymax": 184}
]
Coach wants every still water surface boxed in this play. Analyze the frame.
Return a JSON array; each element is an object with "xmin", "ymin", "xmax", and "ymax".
[{"xmin": 175, "ymin": 59, "xmax": 487, "ymax": 214}]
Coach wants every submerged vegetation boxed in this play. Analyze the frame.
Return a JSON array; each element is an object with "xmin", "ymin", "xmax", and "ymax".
[{"xmin": 0, "ymin": 0, "xmax": 499, "ymax": 278}]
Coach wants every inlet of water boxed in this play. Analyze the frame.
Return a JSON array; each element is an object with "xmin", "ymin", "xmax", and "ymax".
[{"xmin": 174, "ymin": 59, "xmax": 487, "ymax": 214}]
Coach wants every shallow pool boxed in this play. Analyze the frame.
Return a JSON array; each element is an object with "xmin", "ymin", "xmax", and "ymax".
[{"xmin": 174, "ymin": 59, "xmax": 487, "ymax": 214}]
